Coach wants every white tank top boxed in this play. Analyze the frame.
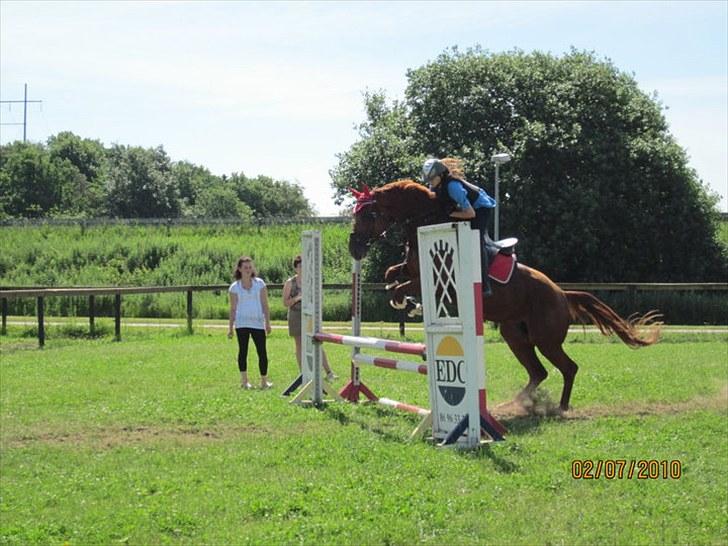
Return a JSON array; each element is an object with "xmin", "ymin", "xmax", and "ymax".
[{"xmin": 229, "ymin": 278, "xmax": 266, "ymax": 329}]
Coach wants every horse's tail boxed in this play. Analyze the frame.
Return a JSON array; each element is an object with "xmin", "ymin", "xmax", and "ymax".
[{"xmin": 565, "ymin": 291, "xmax": 662, "ymax": 347}]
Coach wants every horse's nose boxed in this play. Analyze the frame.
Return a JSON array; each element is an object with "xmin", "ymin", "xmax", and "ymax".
[{"xmin": 348, "ymin": 233, "xmax": 369, "ymax": 260}]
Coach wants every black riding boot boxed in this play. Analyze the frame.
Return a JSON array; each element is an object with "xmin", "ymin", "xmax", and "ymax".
[{"xmin": 481, "ymin": 250, "xmax": 492, "ymax": 297}]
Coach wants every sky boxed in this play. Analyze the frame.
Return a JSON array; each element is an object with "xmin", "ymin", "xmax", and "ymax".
[{"xmin": 1, "ymin": 0, "xmax": 726, "ymax": 215}]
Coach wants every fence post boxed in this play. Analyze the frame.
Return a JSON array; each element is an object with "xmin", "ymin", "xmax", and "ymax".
[
  {"xmin": 627, "ymin": 285, "xmax": 637, "ymax": 309},
  {"xmin": 114, "ymin": 294, "xmax": 121, "ymax": 341},
  {"xmin": 187, "ymin": 290, "xmax": 193, "ymax": 334},
  {"xmin": 1, "ymin": 297, "xmax": 7, "ymax": 335},
  {"xmin": 89, "ymin": 295, "xmax": 95, "ymax": 336},
  {"xmin": 399, "ymin": 309, "xmax": 406, "ymax": 337},
  {"xmin": 37, "ymin": 296, "xmax": 45, "ymax": 348}
]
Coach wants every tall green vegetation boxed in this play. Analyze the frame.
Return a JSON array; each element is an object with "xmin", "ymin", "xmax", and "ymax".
[
  {"xmin": 0, "ymin": 132, "xmax": 314, "ymax": 219},
  {"xmin": 0, "ymin": 223, "xmax": 360, "ymax": 320},
  {"xmin": 0, "ymin": 223, "xmax": 351, "ymax": 287},
  {"xmin": 331, "ymin": 48, "xmax": 727, "ymax": 283},
  {"xmin": 1, "ymin": 223, "xmax": 726, "ymax": 324}
]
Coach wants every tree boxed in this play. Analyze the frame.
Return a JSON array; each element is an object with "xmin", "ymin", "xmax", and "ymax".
[
  {"xmin": 171, "ymin": 161, "xmax": 220, "ymax": 215},
  {"xmin": 331, "ymin": 48, "xmax": 727, "ymax": 282},
  {"xmin": 105, "ymin": 144, "xmax": 180, "ymax": 218},
  {"xmin": 191, "ymin": 182, "xmax": 254, "ymax": 220},
  {"xmin": 330, "ymin": 91, "xmax": 422, "ymax": 208},
  {"xmin": 1, "ymin": 132, "xmax": 318, "ymax": 221},
  {"xmin": 229, "ymin": 173, "xmax": 314, "ymax": 218},
  {"xmin": 47, "ymin": 132, "xmax": 108, "ymax": 216},
  {"xmin": 0, "ymin": 142, "xmax": 64, "ymax": 217}
]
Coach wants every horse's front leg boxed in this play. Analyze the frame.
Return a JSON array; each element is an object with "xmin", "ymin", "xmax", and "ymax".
[
  {"xmin": 389, "ymin": 278, "xmax": 422, "ymax": 311},
  {"xmin": 388, "ymin": 280, "xmax": 410, "ymax": 309},
  {"xmin": 384, "ymin": 261, "xmax": 408, "ymax": 288}
]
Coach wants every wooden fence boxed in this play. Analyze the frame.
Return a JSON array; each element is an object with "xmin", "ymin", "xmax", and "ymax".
[{"xmin": 1, "ymin": 283, "xmax": 727, "ymax": 347}]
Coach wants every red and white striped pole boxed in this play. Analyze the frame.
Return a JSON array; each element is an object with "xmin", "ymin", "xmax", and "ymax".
[
  {"xmin": 315, "ymin": 332, "xmax": 425, "ymax": 356},
  {"xmin": 352, "ymin": 354, "xmax": 428, "ymax": 375}
]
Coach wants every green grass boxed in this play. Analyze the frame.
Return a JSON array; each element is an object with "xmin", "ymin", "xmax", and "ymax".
[
  {"xmin": 718, "ymin": 219, "xmax": 728, "ymax": 246},
  {"xmin": 1, "ymin": 326, "xmax": 726, "ymax": 545}
]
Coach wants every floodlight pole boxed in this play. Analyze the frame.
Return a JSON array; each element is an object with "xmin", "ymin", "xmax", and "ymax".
[{"xmin": 490, "ymin": 153, "xmax": 511, "ymax": 241}]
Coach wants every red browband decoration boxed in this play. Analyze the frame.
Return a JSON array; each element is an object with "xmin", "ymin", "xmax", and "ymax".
[{"xmin": 350, "ymin": 184, "xmax": 375, "ymax": 214}]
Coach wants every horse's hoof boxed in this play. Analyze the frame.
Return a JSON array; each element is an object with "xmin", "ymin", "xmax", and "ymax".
[
  {"xmin": 389, "ymin": 299, "xmax": 407, "ymax": 310},
  {"xmin": 385, "ymin": 281, "xmax": 400, "ymax": 290},
  {"xmin": 406, "ymin": 299, "xmax": 423, "ymax": 318}
]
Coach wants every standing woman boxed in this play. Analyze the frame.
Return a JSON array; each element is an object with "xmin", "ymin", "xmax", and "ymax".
[
  {"xmin": 228, "ymin": 256, "xmax": 273, "ymax": 389},
  {"xmin": 283, "ymin": 255, "xmax": 337, "ymax": 381}
]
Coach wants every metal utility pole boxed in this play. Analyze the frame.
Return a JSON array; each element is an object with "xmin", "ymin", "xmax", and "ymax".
[
  {"xmin": 0, "ymin": 84, "xmax": 43, "ymax": 142},
  {"xmin": 490, "ymin": 153, "xmax": 512, "ymax": 241}
]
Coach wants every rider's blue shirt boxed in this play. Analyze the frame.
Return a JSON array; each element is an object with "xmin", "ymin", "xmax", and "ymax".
[{"xmin": 447, "ymin": 179, "xmax": 496, "ymax": 210}]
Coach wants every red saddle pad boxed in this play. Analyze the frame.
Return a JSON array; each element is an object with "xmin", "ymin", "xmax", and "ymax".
[{"xmin": 488, "ymin": 254, "xmax": 516, "ymax": 284}]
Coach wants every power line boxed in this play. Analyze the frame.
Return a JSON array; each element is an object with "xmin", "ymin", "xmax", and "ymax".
[{"xmin": 0, "ymin": 83, "xmax": 43, "ymax": 142}]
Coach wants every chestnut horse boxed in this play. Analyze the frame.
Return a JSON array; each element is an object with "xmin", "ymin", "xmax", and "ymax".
[{"xmin": 348, "ymin": 180, "xmax": 661, "ymax": 411}]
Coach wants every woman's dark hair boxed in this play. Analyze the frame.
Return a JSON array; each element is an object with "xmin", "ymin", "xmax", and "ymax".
[
  {"xmin": 233, "ymin": 256, "xmax": 257, "ymax": 280},
  {"xmin": 292, "ymin": 255, "xmax": 302, "ymax": 269}
]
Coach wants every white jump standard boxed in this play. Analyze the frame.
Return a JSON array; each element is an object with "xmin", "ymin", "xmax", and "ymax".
[
  {"xmin": 288, "ymin": 224, "xmax": 506, "ymax": 447},
  {"xmin": 282, "ymin": 230, "xmax": 342, "ymax": 404}
]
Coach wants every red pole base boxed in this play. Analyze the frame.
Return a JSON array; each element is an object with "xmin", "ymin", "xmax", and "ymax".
[{"xmin": 339, "ymin": 380, "xmax": 378, "ymax": 403}]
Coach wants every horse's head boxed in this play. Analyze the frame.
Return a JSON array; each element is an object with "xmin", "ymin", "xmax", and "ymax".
[
  {"xmin": 348, "ymin": 180, "xmax": 440, "ymax": 260},
  {"xmin": 348, "ymin": 185, "xmax": 389, "ymax": 260}
]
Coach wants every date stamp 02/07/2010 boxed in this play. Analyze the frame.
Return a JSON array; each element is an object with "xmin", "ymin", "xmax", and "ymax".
[{"xmin": 571, "ymin": 459, "xmax": 682, "ymax": 480}]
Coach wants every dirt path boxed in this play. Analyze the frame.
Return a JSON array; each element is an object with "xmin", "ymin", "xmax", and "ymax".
[{"xmin": 5, "ymin": 319, "xmax": 728, "ymax": 334}]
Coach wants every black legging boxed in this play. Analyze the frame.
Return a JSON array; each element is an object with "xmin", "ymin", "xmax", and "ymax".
[
  {"xmin": 470, "ymin": 207, "xmax": 492, "ymax": 284},
  {"xmin": 235, "ymin": 327, "xmax": 268, "ymax": 375},
  {"xmin": 469, "ymin": 207, "xmax": 491, "ymax": 242}
]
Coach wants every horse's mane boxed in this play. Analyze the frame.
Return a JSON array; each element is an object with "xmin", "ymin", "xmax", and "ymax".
[
  {"xmin": 376, "ymin": 178, "xmax": 432, "ymax": 193},
  {"xmin": 380, "ymin": 178, "xmax": 431, "ymax": 192},
  {"xmin": 371, "ymin": 179, "xmax": 436, "ymax": 215}
]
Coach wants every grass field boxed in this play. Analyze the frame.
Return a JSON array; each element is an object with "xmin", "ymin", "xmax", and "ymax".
[{"xmin": 1, "ymin": 324, "xmax": 726, "ymax": 545}]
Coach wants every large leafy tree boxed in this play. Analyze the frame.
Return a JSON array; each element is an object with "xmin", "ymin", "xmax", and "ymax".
[{"xmin": 332, "ymin": 48, "xmax": 727, "ymax": 282}]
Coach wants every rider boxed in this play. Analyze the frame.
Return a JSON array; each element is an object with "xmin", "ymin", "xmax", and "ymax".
[{"xmin": 422, "ymin": 157, "xmax": 496, "ymax": 296}]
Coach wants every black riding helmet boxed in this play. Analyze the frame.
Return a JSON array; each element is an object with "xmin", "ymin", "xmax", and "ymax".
[{"xmin": 422, "ymin": 158, "xmax": 449, "ymax": 185}]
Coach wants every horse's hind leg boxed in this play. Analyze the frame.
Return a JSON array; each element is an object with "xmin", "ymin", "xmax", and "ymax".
[
  {"xmin": 500, "ymin": 321, "xmax": 548, "ymax": 406},
  {"xmin": 535, "ymin": 342, "xmax": 578, "ymax": 411}
]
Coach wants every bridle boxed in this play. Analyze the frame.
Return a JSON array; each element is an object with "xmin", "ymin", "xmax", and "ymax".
[
  {"xmin": 349, "ymin": 198, "xmax": 385, "ymax": 250},
  {"xmin": 350, "ymin": 184, "xmax": 444, "ymax": 249}
]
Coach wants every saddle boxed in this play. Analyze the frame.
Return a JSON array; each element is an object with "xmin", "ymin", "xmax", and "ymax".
[{"xmin": 484, "ymin": 236, "xmax": 518, "ymax": 284}]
